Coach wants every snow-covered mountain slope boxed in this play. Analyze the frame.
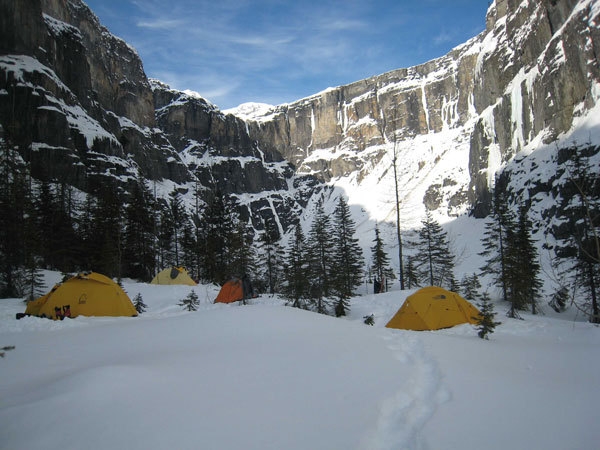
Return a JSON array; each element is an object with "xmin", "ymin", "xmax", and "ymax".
[
  {"xmin": 227, "ymin": 0, "xmax": 600, "ymax": 282},
  {"xmin": 238, "ymin": 0, "xmax": 600, "ymax": 219},
  {"xmin": 0, "ymin": 0, "xmax": 599, "ymax": 289}
]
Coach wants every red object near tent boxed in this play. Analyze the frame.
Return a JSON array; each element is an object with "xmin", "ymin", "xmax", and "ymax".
[{"xmin": 214, "ymin": 278, "xmax": 244, "ymax": 304}]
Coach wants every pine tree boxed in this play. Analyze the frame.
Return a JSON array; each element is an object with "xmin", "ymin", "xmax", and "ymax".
[
  {"xmin": 282, "ymin": 223, "xmax": 309, "ymax": 308},
  {"xmin": 200, "ymin": 191, "xmax": 235, "ymax": 284},
  {"xmin": 414, "ymin": 211, "xmax": 455, "ymax": 288},
  {"xmin": 330, "ymin": 196, "xmax": 364, "ymax": 316},
  {"xmin": 133, "ymin": 292, "xmax": 148, "ymax": 314},
  {"xmin": 511, "ymin": 205, "xmax": 543, "ymax": 314},
  {"xmin": 475, "ymin": 292, "xmax": 501, "ymax": 340},
  {"xmin": 180, "ymin": 220, "xmax": 198, "ymax": 278},
  {"xmin": 87, "ymin": 183, "xmax": 123, "ymax": 278},
  {"xmin": 306, "ymin": 201, "xmax": 334, "ymax": 313},
  {"xmin": 179, "ymin": 290, "xmax": 199, "ymax": 311},
  {"xmin": 405, "ymin": 255, "xmax": 420, "ymax": 289},
  {"xmin": 122, "ymin": 177, "xmax": 156, "ymax": 281},
  {"xmin": 21, "ymin": 175, "xmax": 43, "ymax": 301},
  {"xmin": 167, "ymin": 188, "xmax": 187, "ymax": 267},
  {"xmin": 461, "ymin": 273, "xmax": 481, "ymax": 303},
  {"xmin": 257, "ymin": 217, "xmax": 284, "ymax": 295},
  {"xmin": 370, "ymin": 224, "xmax": 395, "ymax": 293},
  {"xmin": 554, "ymin": 147, "xmax": 600, "ymax": 323},
  {"xmin": 479, "ymin": 186, "xmax": 517, "ymax": 314},
  {"xmin": 0, "ymin": 141, "xmax": 28, "ymax": 297},
  {"xmin": 228, "ymin": 220, "xmax": 257, "ymax": 282}
]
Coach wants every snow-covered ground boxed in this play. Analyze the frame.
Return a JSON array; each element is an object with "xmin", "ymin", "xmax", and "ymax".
[{"xmin": 0, "ymin": 272, "xmax": 597, "ymax": 450}]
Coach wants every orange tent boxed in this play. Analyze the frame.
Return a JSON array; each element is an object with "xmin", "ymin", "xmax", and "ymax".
[{"xmin": 214, "ymin": 278, "xmax": 244, "ymax": 304}]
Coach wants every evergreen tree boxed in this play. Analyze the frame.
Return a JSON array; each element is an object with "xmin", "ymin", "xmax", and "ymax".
[
  {"xmin": 511, "ymin": 205, "xmax": 543, "ymax": 314},
  {"xmin": 21, "ymin": 181, "xmax": 44, "ymax": 302},
  {"xmin": 180, "ymin": 220, "xmax": 198, "ymax": 277},
  {"xmin": 330, "ymin": 196, "xmax": 364, "ymax": 316},
  {"xmin": 0, "ymin": 142, "xmax": 28, "ymax": 297},
  {"xmin": 282, "ymin": 223, "xmax": 309, "ymax": 308},
  {"xmin": 201, "ymin": 191, "xmax": 235, "ymax": 284},
  {"xmin": 306, "ymin": 201, "xmax": 334, "ymax": 313},
  {"xmin": 78, "ymin": 192, "xmax": 96, "ymax": 270},
  {"xmin": 475, "ymin": 292, "xmax": 501, "ymax": 340},
  {"xmin": 257, "ymin": 217, "xmax": 284, "ymax": 295},
  {"xmin": 34, "ymin": 180, "xmax": 79, "ymax": 271},
  {"xmin": 122, "ymin": 177, "xmax": 156, "ymax": 281},
  {"xmin": 36, "ymin": 180, "xmax": 55, "ymax": 265},
  {"xmin": 554, "ymin": 147, "xmax": 600, "ymax": 323},
  {"xmin": 133, "ymin": 292, "xmax": 147, "ymax": 314},
  {"xmin": 405, "ymin": 255, "xmax": 420, "ymax": 289},
  {"xmin": 370, "ymin": 224, "xmax": 395, "ymax": 293},
  {"xmin": 167, "ymin": 188, "xmax": 187, "ymax": 267},
  {"xmin": 53, "ymin": 182, "xmax": 80, "ymax": 271},
  {"xmin": 21, "ymin": 176, "xmax": 43, "ymax": 301},
  {"xmin": 156, "ymin": 199, "xmax": 173, "ymax": 269},
  {"xmin": 179, "ymin": 290, "xmax": 199, "ymax": 311},
  {"xmin": 461, "ymin": 273, "xmax": 482, "ymax": 303},
  {"xmin": 414, "ymin": 211, "xmax": 455, "ymax": 288},
  {"xmin": 228, "ymin": 220, "xmax": 257, "ymax": 282},
  {"xmin": 88, "ymin": 183, "xmax": 123, "ymax": 278},
  {"xmin": 479, "ymin": 186, "xmax": 517, "ymax": 313}
]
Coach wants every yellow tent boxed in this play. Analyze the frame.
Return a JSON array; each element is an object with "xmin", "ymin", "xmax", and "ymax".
[
  {"xmin": 23, "ymin": 272, "xmax": 137, "ymax": 320},
  {"xmin": 151, "ymin": 267, "xmax": 197, "ymax": 286},
  {"xmin": 386, "ymin": 286, "xmax": 481, "ymax": 331}
]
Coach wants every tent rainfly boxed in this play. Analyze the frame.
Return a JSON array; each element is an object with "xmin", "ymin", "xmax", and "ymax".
[
  {"xmin": 19, "ymin": 272, "xmax": 137, "ymax": 320},
  {"xmin": 214, "ymin": 275, "xmax": 255, "ymax": 304},
  {"xmin": 151, "ymin": 267, "xmax": 197, "ymax": 286},
  {"xmin": 385, "ymin": 286, "xmax": 481, "ymax": 331}
]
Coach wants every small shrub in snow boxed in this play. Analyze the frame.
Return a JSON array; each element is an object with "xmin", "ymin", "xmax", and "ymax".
[
  {"xmin": 179, "ymin": 290, "xmax": 199, "ymax": 312},
  {"xmin": 133, "ymin": 293, "xmax": 147, "ymax": 314},
  {"xmin": 363, "ymin": 314, "xmax": 375, "ymax": 326},
  {"xmin": 475, "ymin": 292, "xmax": 501, "ymax": 340}
]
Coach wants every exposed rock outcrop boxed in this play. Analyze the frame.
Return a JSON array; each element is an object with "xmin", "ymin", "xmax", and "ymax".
[{"xmin": 1, "ymin": 0, "xmax": 599, "ymax": 243}]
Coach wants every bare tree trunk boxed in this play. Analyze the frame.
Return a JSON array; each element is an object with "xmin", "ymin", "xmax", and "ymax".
[{"xmin": 392, "ymin": 134, "xmax": 405, "ymax": 290}]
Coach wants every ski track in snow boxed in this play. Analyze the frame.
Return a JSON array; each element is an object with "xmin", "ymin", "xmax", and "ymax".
[{"xmin": 364, "ymin": 332, "xmax": 447, "ymax": 450}]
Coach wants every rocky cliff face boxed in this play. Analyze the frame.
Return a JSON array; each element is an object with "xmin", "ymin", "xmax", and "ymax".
[
  {"xmin": 1, "ymin": 0, "xmax": 599, "ymax": 244},
  {"xmin": 239, "ymin": 0, "xmax": 600, "ymax": 222},
  {"xmin": 0, "ymin": 0, "xmax": 314, "ymax": 233}
]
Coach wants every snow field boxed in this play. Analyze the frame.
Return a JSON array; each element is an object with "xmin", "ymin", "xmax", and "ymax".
[{"xmin": 1, "ymin": 273, "xmax": 598, "ymax": 450}]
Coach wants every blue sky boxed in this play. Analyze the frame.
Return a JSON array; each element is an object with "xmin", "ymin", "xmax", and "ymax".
[{"xmin": 84, "ymin": 0, "xmax": 489, "ymax": 110}]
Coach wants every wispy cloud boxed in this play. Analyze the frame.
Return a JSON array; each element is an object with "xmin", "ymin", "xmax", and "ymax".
[
  {"xmin": 136, "ymin": 19, "xmax": 186, "ymax": 30},
  {"xmin": 433, "ymin": 29, "xmax": 455, "ymax": 46},
  {"xmin": 96, "ymin": 0, "xmax": 489, "ymax": 109}
]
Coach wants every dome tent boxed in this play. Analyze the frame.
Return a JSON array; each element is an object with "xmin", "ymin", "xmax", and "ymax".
[
  {"xmin": 386, "ymin": 286, "xmax": 481, "ymax": 331},
  {"xmin": 214, "ymin": 275, "xmax": 255, "ymax": 304},
  {"xmin": 151, "ymin": 267, "xmax": 197, "ymax": 286},
  {"xmin": 20, "ymin": 272, "xmax": 137, "ymax": 320}
]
